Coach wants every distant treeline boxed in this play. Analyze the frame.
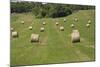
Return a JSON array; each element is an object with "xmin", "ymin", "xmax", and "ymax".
[{"xmin": 11, "ymin": 2, "xmax": 95, "ymax": 18}]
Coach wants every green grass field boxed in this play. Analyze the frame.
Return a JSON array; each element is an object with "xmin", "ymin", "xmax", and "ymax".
[{"xmin": 11, "ymin": 10, "xmax": 95, "ymax": 66}]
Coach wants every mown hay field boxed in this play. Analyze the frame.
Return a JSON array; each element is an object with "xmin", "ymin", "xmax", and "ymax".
[{"xmin": 11, "ymin": 10, "xmax": 95, "ymax": 66}]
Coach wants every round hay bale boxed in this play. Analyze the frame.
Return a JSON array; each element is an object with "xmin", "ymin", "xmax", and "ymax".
[
  {"xmin": 70, "ymin": 24, "xmax": 75, "ymax": 28},
  {"xmin": 42, "ymin": 22, "xmax": 46, "ymax": 25},
  {"xmin": 21, "ymin": 21, "xmax": 24, "ymax": 24},
  {"xmin": 60, "ymin": 26, "xmax": 64, "ymax": 31},
  {"xmin": 40, "ymin": 27, "xmax": 44, "ymax": 32},
  {"xmin": 56, "ymin": 22, "xmax": 59, "ymax": 25},
  {"xmin": 71, "ymin": 30, "xmax": 80, "ymax": 43},
  {"xmin": 11, "ymin": 27, "xmax": 14, "ymax": 31},
  {"xmin": 74, "ymin": 18, "xmax": 78, "ymax": 22},
  {"xmin": 64, "ymin": 19, "xmax": 66, "ymax": 22},
  {"xmin": 30, "ymin": 33, "xmax": 39, "ymax": 42},
  {"xmin": 28, "ymin": 26, "xmax": 32, "ymax": 30},
  {"xmin": 12, "ymin": 31, "xmax": 18, "ymax": 38},
  {"xmin": 88, "ymin": 20, "xmax": 91, "ymax": 24},
  {"xmin": 86, "ymin": 24, "xmax": 90, "ymax": 27}
]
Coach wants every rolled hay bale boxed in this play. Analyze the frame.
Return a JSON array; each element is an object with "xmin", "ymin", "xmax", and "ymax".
[
  {"xmin": 40, "ymin": 27, "xmax": 44, "ymax": 32},
  {"xmin": 11, "ymin": 31, "xmax": 18, "ymax": 38},
  {"xmin": 21, "ymin": 21, "xmax": 24, "ymax": 24},
  {"xmin": 60, "ymin": 26, "xmax": 64, "ymax": 31},
  {"xmin": 11, "ymin": 27, "xmax": 14, "ymax": 31},
  {"xmin": 70, "ymin": 24, "xmax": 75, "ymax": 28},
  {"xmin": 30, "ymin": 33, "xmax": 39, "ymax": 42},
  {"xmin": 42, "ymin": 22, "xmax": 46, "ymax": 25},
  {"xmin": 64, "ymin": 19, "xmax": 66, "ymax": 22},
  {"xmin": 74, "ymin": 18, "xmax": 78, "ymax": 22},
  {"xmin": 86, "ymin": 24, "xmax": 90, "ymax": 27},
  {"xmin": 71, "ymin": 30, "xmax": 80, "ymax": 43},
  {"xmin": 28, "ymin": 26, "xmax": 32, "ymax": 30},
  {"xmin": 88, "ymin": 20, "xmax": 91, "ymax": 24},
  {"xmin": 56, "ymin": 22, "xmax": 59, "ymax": 26}
]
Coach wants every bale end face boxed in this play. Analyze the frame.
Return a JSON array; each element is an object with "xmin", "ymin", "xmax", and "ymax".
[
  {"xmin": 28, "ymin": 26, "xmax": 32, "ymax": 30},
  {"xmin": 31, "ymin": 34, "xmax": 39, "ymax": 42},
  {"xmin": 60, "ymin": 26, "xmax": 64, "ymax": 31},
  {"xmin": 40, "ymin": 27, "xmax": 44, "ymax": 32},
  {"xmin": 64, "ymin": 19, "xmax": 66, "ymax": 22},
  {"xmin": 72, "ymin": 36, "xmax": 80, "ymax": 43},
  {"xmin": 86, "ymin": 24, "xmax": 90, "ymax": 27},
  {"xmin": 43, "ymin": 22, "xmax": 46, "ymax": 25},
  {"xmin": 74, "ymin": 18, "xmax": 78, "ymax": 22},
  {"xmin": 70, "ymin": 24, "xmax": 75, "ymax": 28},
  {"xmin": 21, "ymin": 21, "xmax": 24, "ymax": 24},
  {"xmin": 71, "ymin": 30, "xmax": 80, "ymax": 43},
  {"xmin": 12, "ymin": 31, "xmax": 18, "ymax": 38},
  {"xmin": 88, "ymin": 20, "xmax": 91, "ymax": 24},
  {"xmin": 56, "ymin": 22, "xmax": 59, "ymax": 25}
]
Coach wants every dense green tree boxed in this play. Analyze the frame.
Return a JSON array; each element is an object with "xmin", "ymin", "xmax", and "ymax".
[{"xmin": 11, "ymin": 2, "xmax": 95, "ymax": 18}]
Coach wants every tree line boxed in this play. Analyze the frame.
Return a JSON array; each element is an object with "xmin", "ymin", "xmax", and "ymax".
[{"xmin": 11, "ymin": 2, "xmax": 95, "ymax": 18}]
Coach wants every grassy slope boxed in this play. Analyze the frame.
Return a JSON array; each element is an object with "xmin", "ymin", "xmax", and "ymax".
[{"xmin": 11, "ymin": 10, "xmax": 95, "ymax": 65}]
